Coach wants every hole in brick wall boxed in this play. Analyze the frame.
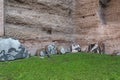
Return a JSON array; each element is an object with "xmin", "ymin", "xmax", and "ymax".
[
  {"xmin": 93, "ymin": 14, "xmax": 95, "ymax": 16},
  {"xmin": 41, "ymin": 27, "xmax": 52, "ymax": 34},
  {"xmin": 82, "ymin": 16, "xmax": 85, "ymax": 18},
  {"xmin": 52, "ymin": 40, "xmax": 55, "ymax": 42},
  {"xmin": 47, "ymin": 29, "xmax": 52, "ymax": 34}
]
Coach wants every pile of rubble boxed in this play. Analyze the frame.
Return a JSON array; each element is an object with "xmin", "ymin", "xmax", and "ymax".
[
  {"xmin": 0, "ymin": 37, "xmax": 119, "ymax": 61},
  {"xmin": 0, "ymin": 38, "xmax": 30, "ymax": 61},
  {"xmin": 35, "ymin": 41, "xmax": 106, "ymax": 58}
]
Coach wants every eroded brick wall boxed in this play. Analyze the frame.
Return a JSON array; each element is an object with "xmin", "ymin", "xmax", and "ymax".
[
  {"xmin": 4, "ymin": 0, "xmax": 120, "ymax": 54},
  {"xmin": 4, "ymin": 0, "xmax": 75, "ymax": 54},
  {"xmin": 73, "ymin": 0, "xmax": 100, "ymax": 48},
  {"xmin": 74, "ymin": 0, "xmax": 120, "ymax": 54},
  {"xmin": 104, "ymin": 0, "xmax": 120, "ymax": 54}
]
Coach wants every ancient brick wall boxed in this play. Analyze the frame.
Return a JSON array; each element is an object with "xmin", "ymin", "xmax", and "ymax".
[
  {"xmin": 73, "ymin": 0, "xmax": 99, "ymax": 44},
  {"xmin": 74, "ymin": 0, "xmax": 120, "ymax": 54},
  {"xmin": 4, "ymin": 0, "xmax": 120, "ymax": 54},
  {"xmin": 5, "ymin": 0, "xmax": 74, "ymax": 41},
  {"xmin": 104, "ymin": 0, "xmax": 120, "ymax": 53},
  {"xmin": 4, "ymin": 0, "xmax": 75, "ymax": 54}
]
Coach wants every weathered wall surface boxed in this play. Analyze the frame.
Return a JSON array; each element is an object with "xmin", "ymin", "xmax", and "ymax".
[
  {"xmin": 104, "ymin": 0, "xmax": 120, "ymax": 53},
  {"xmin": 5, "ymin": 0, "xmax": 75, "ymax": 40},
  {"xmin": 4, "ymin": 0, "xmax": 75, "ymax": 54},
  {"xmin": 4, "ymin": 0, "xmax": 120, "ymax": 54},
  {"xmin": 74, "ymin": 0, "xmax": 120, "ymax": 54},
  {"xmin": 73, "ymin": 0, "xmax": 99, "ymax": 45},
  {"xmin": 0, "ymin": 0, "xmax": 4, "ymax": 36}
]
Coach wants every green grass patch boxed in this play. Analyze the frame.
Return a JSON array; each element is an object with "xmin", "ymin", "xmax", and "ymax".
[{"xmin": 0, "ymin": 53, "xmax": 120, "ymax": 80}]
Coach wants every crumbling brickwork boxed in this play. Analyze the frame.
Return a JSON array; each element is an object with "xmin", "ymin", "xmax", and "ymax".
[
  {"xmin": 4, "ymin": 0, "xmax": 75, "ymax": 54},
  {"xmin": 74, "ymin": 0, "xmax": 120, "ymax": 54},
  {"xmin": 74, "ymin": 0, "xmax": 99, "ymax": 44},
  {"xmin": 4, "ymin": 0, "xmax": 120, "ymax": 54},
  {"xmin": 5, "ymin": 0, "xmax": 74, "ymax": 41}
]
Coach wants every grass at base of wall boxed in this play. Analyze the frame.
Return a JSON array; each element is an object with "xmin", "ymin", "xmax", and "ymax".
[{"xmin": 0, "ymin": 53, "xmax": 120, "ymax": 80}]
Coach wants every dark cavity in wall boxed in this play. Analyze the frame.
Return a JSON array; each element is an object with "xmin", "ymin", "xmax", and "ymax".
[
  {"xmin": 47, "ymin": 29, "xmax": 52, "ymax": 35},
  {"xmin": 42, "ymin": 27, "xmax": 52, "ymax": 35},
  {"xmin": 99, "ymin": 0, "xmax": 111, "ymax": 8},
  {"xmin": 98, "ymin": 0, "xmax": 111, "ymax": 25}
]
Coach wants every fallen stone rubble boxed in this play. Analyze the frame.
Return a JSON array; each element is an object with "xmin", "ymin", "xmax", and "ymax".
[
  {"xmin": 1, "ymin": 37, "xmax": 120, "ymax": 61},
  {"xmin": 88, "ymin": 41, "xmax": 105, "ymax": 54},
  {"xmin": 0, "ymin": 38, "xmax": 30, "ymax": 61},
  {"xmin": 35, "ymin": 43, "xmax": 81, "ymax": 58},
  {"xmin": 35, "ymin": 41, "xmax": 107, "ymax": 58}
]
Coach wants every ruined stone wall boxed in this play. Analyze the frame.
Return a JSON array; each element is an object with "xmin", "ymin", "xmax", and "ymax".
[
  {"xmin": 4, "ymin": 0, "xmax": 75, "ymax": 54},
  {"xmin": 73, "ymin": 0, "xmax": 99, "ymax": 45},
  {"xmin": 4, "ymin": 0, "xmax": 120, "ymax": 54},
  {"xmin": 74, "ymin": 0, "xmax": 120, "ymax": 54},
  {"xmin": 5, "ymin": 0, "xmax": 75, "ymax": 40},
  {"xmin": 104, "ymin": 0, "xmax": 120, "ymax": 53}
]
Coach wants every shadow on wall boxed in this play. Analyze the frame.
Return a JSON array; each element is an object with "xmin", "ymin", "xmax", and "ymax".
[{"xmin": 98, "ymin": 0, "xmax": 111, "ymax": 25}]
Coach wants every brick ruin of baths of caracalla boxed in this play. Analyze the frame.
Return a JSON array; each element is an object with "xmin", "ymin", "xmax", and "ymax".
[{"xmin": 0, "ymin": 0, "xmax": 120, "ymax": 54}]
